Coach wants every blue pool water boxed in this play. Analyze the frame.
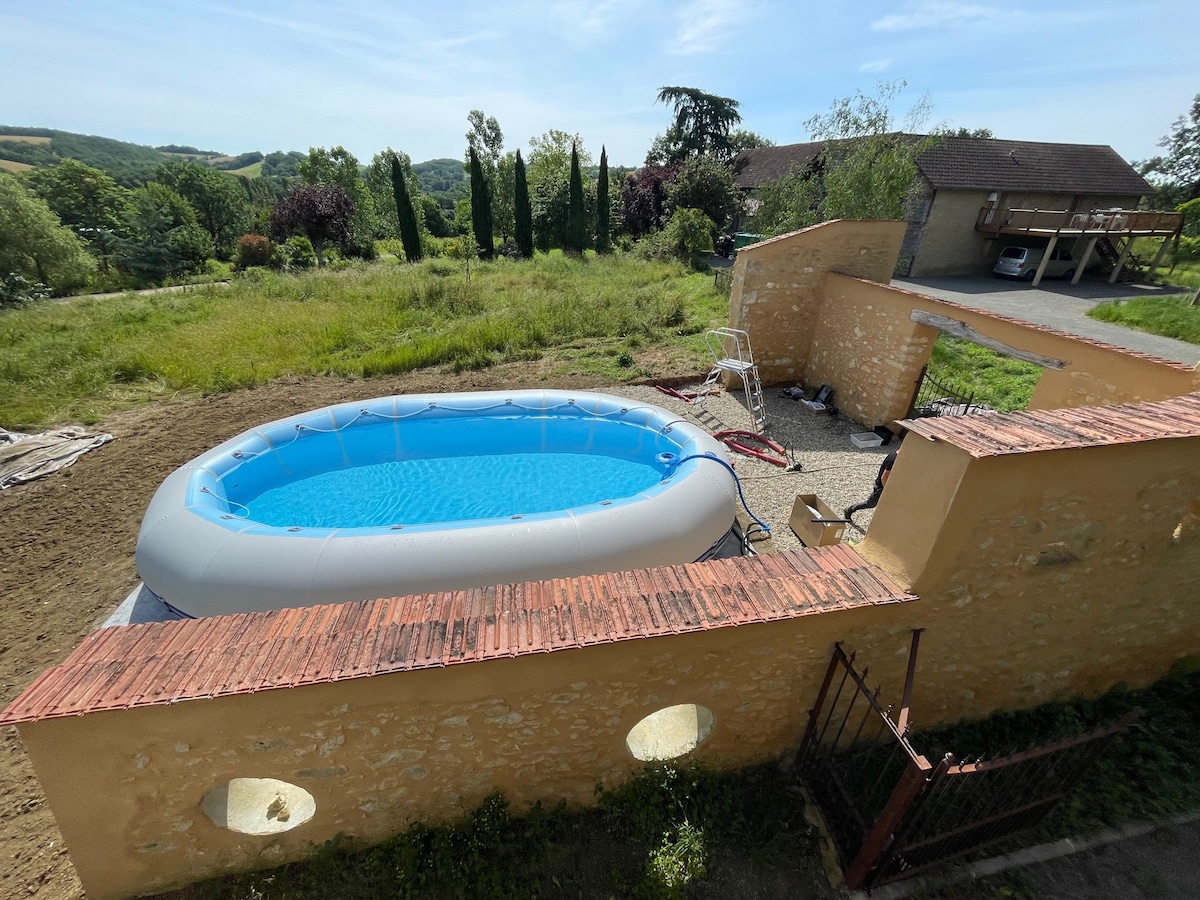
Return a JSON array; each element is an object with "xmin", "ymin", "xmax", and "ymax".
[{"xmin": 244, "ymin": 451, "xmax": 663, "ymax": 528}]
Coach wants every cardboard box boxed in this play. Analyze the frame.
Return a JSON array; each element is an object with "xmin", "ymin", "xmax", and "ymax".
[{"xmin": 789, "ymin": 493, "xmax": 846, "ymax": 547}]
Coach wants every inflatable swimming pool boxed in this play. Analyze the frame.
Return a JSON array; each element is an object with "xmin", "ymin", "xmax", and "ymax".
[{"xmin": 136, "ymin": 390, "xmax": 739, "ymax": 617}]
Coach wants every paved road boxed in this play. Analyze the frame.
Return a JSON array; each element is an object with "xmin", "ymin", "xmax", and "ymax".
[{"xmin": 894, "ymin": 275, "xmax": 1200, "ymax": 367}]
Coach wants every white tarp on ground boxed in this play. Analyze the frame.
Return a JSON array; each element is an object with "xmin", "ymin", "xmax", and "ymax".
[{"xmin": 0, "ymin": 426, "xmax": 113, "ymax": 490}]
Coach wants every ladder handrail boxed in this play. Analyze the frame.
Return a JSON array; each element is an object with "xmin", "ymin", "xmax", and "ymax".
[{"xmin": 705, "ymin": 327, "xmax": 754, "ymax": 367}]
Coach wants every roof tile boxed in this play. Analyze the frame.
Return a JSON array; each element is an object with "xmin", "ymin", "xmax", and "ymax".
[
  {"xmin": 902, "ymin": 392, "xmax": 1200, "ymax": 457},
  {"xmin": 1, "ymin": 547, "xmax": 916, "ymax": 725},
  {"xmin": 732, "ymin": 135, "xmax": 1151, "ymax": 197}
]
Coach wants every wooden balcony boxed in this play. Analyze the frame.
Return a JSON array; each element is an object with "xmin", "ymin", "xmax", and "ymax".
[{"xmin": 975, "ymin": 207, "xmax": 1183, "ymax": 238}]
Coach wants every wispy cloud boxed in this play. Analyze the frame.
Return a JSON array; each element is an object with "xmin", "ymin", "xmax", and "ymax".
[
  {"xmin": 871, "ymin": 1, "xmax": 1001, "ymax": 32},
  {"xmin": 536, "ymin": 0, "xmax": 640, "ymax": 40},
  {"xmin": 670, "ymin": 0, "xmax": 754, "ymax": 55},
  {"xmin": 859, "ymin": 58, "xmax": 893, "ymax": 73}
]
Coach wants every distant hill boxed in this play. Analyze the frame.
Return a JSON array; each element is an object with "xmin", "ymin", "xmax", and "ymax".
[
  {"xmin": 413, "ymin": 157, "xmax": 468, "ymax": 209},
  {"xmin": 0, "ymin": 127, "xmax": 468, "ymax": 203},
  {"xmin": 0, "ymin": 126, "xmax": 169, "ymax": 186},
  {"xmin": 0, "ymin": 126, "xmax": 306, "ymax": 187}
]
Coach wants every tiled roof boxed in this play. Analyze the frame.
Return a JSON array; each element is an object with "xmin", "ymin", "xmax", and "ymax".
[
  {"xmin": 0, "ymin": 547, "xmax": 914, "ymax": 725},
  {"xmin": 731, "ymin": 141, "xmax": 824, "ymax": 189},
  {"xmin": 731, "ymin": 135, "xmax": 1150, "ymax": 197},
  {"xmin": 916, "ymin": 136, "xmax": 1151, "ymax": 196},
  {"xmin": 901, "ymin": 392, "xmax": 1200, "ymax": 458}
]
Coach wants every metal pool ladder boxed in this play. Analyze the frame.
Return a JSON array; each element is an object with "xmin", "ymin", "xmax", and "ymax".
[{"xmin": 698, "ymin": 327, "xmax": 767, "ymax": 432}]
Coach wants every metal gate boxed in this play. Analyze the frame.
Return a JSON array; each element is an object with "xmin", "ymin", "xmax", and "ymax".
[
  {"xmin": 908, "ymin": 366, "xmax": 978, "ymax": 418},
  {"xmin": 796, "ymin": 632, "xmax": 1136, "ymax": 890}
]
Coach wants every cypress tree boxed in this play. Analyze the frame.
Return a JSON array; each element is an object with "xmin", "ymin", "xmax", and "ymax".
[
  {"xmin": 389, "ymin": 153, "xmax": 423, "ymax": 263},
  {"xmin": 595, "ymin": 145, "xmax": 610, "ymax": 254},
  {"xmin": 468, "ymin": 147, "xmax": 494, "ymax": 260},
  {"xmin": 566, "ymin": 142, "xmax": 586, "ymax": 255},
  {"xmin": 514, "ymin": 149, "xmax": 534, "ymax": 259}
]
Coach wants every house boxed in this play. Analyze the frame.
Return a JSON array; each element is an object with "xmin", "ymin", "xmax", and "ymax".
[{"xmin": 731, "ymin": 135, "xmax": 1182, "ymax": 282}]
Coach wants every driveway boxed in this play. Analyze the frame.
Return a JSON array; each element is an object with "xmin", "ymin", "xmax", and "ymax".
[{"xmin": 894, "ymin": 275, "xmax": 1200, "ymax": 367}]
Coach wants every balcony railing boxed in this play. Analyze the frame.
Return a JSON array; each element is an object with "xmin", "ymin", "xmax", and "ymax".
[{"xmin": 976, "ymin": 207, "xmax": 1183, "ymax": 236}]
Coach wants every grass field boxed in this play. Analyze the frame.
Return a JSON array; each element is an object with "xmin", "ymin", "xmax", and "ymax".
[
  {"xmin": 226, "ymin": 159, "xmax": 263, "ymax": 177},
  {"xmin": 1088, "ymin": 292, "xmax": 1200, "ymax": 344},
  {"xmin": 925, "ymin": 335, "xmax": 1042, "ymax": 412},
  {"xmin": 0, "ymin": 133, "xmax": 52, "ymax": 144},
  {"xmin": 0, "ymin": 254, "xmax": 725, "ymax": 429},
  {"xmin": 0, "ymin": 158, "xmax": 34, "ymax": 172}
]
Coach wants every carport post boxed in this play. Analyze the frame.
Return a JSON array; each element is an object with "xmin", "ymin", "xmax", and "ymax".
[
  {"xmin": 1107, "ymin": 239, "xmax": 1134, "ymax": 285},
  {"xmin": 1073, "ymin": 236, "xmax": 1099, "ymax": 285},
  {"xmin": 1145, "ymin": 236, "xmax": 1174, "ymax": 283},
  {"xmin": 1031, "ymin": 234, "xmax": 1058, "ymax": 286}
]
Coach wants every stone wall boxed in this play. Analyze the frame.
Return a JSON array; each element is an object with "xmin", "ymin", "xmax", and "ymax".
[{"xmin": 728, "ymin": 220, "xmax": 907, "ymax": 383}]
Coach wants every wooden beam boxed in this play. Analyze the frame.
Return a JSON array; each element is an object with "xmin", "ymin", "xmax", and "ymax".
[
  {"xmin": 1031, "ymin": 234, "xmax": 1058, "ymax": 286},
  {"xmin": 1073, "ymin": 236, "xmax": 1099, "ymax": 285},
  {"xmin": 910, "ymin": 310, "xmax": 1068, "ymax": 369}
]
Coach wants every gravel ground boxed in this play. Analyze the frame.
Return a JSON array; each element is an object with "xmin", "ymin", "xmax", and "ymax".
[{"xmin": 612, "ymin": 383, "xmax": 895, "ymax": 551}]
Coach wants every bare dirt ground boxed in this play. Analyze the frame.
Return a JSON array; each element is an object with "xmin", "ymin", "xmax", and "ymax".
[
  {"xmin": 4, "ymin": 360, "xmax": 1198, "ymax": 899},
  {"xmin": 0, "ymin": 363, "xmax": 630, "ymax": 900}
]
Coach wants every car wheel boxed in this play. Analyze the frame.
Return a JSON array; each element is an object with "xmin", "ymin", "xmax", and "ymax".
[
  {"xmin": 1022, "ymin": 269, "xmax": 1037, "ymax": 282},
  {"xmin": 1062, "ymin": 268, "xmax": 1075, "ymax": 281}
]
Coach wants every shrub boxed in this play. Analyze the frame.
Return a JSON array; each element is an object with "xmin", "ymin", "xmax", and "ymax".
[
  {"xmin": 635, "ymin": 208, "xmax": 716, "ymax": 267},
  {"xmin": 232, "ymin": 234, "xmax": 275, "ymax": 271},
  {"xmin": 496, "ymin": 240, "xmax": 523, "ymax": 260},
  {"xmin": 0, "ymin": 273, "xmax": 50, "ymax": 308},
  {"xmin": 281, "ymin": 235, "xmax": 316, "ymax": 270},
  {"xmin": 663, "ymin": 208, "xmax": 715, "ymax": 258}
]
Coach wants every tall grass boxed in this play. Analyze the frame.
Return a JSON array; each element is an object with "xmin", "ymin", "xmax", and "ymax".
[
  {"xmin": 0, "ymin": 255, "xmax": 726, "ymax": 429},
  {"xmin": 925, "ymin": 336, "xmax": 1042, "ymax": 412}
]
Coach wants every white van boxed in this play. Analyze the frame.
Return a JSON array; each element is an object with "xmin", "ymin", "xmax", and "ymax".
[{"xmin": 993, "ymin": 245, "xmax": 1077, "ymax": 281}]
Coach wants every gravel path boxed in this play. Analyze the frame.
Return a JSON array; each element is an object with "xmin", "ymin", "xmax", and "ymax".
[{"xmin": 613, "ymin": 383, "xmax": 893, "ymax": 551}]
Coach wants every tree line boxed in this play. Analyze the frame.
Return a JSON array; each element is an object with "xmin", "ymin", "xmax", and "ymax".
[{"xmin": 18, "ymin": 79, "xmax": 1183, "ymax": 307}]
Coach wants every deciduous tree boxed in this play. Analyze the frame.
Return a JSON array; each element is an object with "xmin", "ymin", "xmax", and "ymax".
[
  {"xmin": 0, "ymin": 174, "xmax": 95, "ymax": 295},
  {"xmin": 620, "ymin": 165, "xmax": 678, "ymax": 238},
  {"xmin": 155, "ymin": 160, "xmax": 250, "ymax": 260},
  {"xmin": 527, "ymin": 131, "xmax": 590, "ymax": 251},
  {"xmin": 752, "ymin": 81, "xmax": 935, "ymax": 236},
  {"xmin": 665, "ymin": 155, "xmax": 741, "ymax": 233},
  {"xmin": 269, "ymin": 183, "xmax": 355, "ymax": 267},
  {"xmin": 1139, "ymin": 94, "xmax": 1200, "ymax": 206},
  {"xmin": 298, "ymin": 146, "xmax": 375, "ymax": 255},
  {"xmin": 24, "ymin": 158, "xmax": 131, "ymax": 237}
]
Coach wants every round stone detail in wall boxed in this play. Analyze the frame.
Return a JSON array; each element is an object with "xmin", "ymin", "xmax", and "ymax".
[
  {"xmin": 625, "ymin": 704, "xmax": 715, "ymax": 761},
  {"xmin": 201, "ymin": 777, "xmax": 315, "ymax": 835}
]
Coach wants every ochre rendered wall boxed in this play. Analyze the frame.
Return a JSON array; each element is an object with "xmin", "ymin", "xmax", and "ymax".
[
  {"xmin": 861, "ymin": 431, "xmax": 1200, "ymax": 722},
  {"xmin": 17, "ymin": 603, "xmax": 912, "ymax": 899}
]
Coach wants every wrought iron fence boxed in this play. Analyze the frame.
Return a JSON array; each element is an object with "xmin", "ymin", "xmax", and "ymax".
[
  {"xmin": 909, "ymin": 367, "xmax": 977, "ymax": 418},
  {"xmin": 796, "ymin": 633, "xmax": 1137, "ymax": 890}
]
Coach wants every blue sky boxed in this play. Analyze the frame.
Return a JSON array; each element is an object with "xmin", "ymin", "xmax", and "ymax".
[{"xmin": 2, "ymin": 0, "xmax": 1197, "ymax": 168}]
